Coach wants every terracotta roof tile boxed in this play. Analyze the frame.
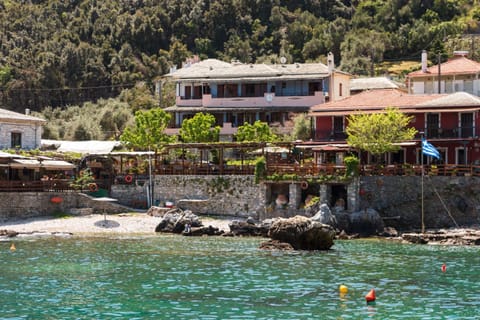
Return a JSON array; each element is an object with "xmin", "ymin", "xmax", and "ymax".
[
  {"xmin": 309, "ymin": 89, "xmax": 480, "ymax": 116},
  {"xmin": 310, "ymin": 89, "xmax": 439, "ymax": 112},
  {"xmin": 408, "ymin": 56, "xmax": 480, "ymax": 77}
]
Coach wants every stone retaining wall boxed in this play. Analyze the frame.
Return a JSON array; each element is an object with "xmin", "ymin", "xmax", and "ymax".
[
  {"xmin": 0, "ymin": 192, "xmax": 131, "ymax": 220},
  {"xmin": 3, "ymin": 175, "xmax": 480, "ymax": 231},
  {"xmin": 359, "ymin": 176, "xmax": 480, "ymax": 230},
  {"xmin": 111, "ymin": 175, "xmax": 266, "ymax": 218},
  {"xmin": 110, "ymin": 175, "xmax": 480, "ymax": 229}
]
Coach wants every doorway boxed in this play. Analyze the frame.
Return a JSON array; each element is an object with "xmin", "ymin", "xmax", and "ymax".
[{"xmin": 331, "ymin": 184, "xmax": 347, "ymax": 210}]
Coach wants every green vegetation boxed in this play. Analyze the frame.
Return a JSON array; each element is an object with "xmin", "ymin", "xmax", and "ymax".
[
  {"xmin": 254, "ymin": 156, "xmax": 266, "ymax": 184},
  {"xmin": 346, "ymin": 107, "xmax": 417, "ymax": 159},
  {"xmin": 180, "ymin": 112, "xmax": 220, "ymax": 143},
  {"xmin": 344, "ymin": 155, "xmax": 360, "ymax": 177},
  {"xmin": 69, "ymin": 169, "xmax": 95, "ymax": 191},
  {"xmin": 290, "ymin": 113, "xmax": 312, "ymax": 142},
  {"xmin": 226, "ymin": 159, "xmax": 258, "ymax": 166},
  {"xmin": 305, "ymin": 196, "xmax": 319, "ymax": 208},
  {"xmin": 236, "ymin": 121, "xmax": 278, "ymax": 143},
  {"xmin": 120, "ymin": 108, "xmax": 175, "ymax": 151},
  {"xmin": 0, "ymin": 1, "xmax": 477, "ymax": 115}
]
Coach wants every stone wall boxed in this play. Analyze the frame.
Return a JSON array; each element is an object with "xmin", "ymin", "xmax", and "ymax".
[
  {"xmin": 111, "ymin": 175, "xmax": 265, "ymax": 219},
  {"xmin": 0, "ymin": 192, "xmax": 131, "ymax": 220},
  {"xmin": 4, "ymin": 175, "xmax": 479, "ymax": 231},
  {"xmin": 358, "ymin": 176, "xmax": 480, "ymax": 230}
]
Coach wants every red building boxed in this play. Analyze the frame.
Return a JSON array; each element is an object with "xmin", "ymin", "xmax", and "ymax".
[{"xmin": 309, "ymin": 88, "xmax": 480, "ymax": 166}]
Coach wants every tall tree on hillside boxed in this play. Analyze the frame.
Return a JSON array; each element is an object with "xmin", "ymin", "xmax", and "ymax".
[
  {"xmin": 346, "ymin": 107, "xmax": 417, "ymax": 159},
  {"xmin": 340, "ymin": 29, "xmax": 390, "ymax": 76}
]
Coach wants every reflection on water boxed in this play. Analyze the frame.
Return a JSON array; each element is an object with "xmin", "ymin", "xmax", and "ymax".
[{"xmin": 1, "ymin": 236, "xmax": 480, "ymax": 319}]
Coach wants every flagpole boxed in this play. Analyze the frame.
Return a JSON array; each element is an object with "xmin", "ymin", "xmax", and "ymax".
[
  {"xmin": 420, "ymin": 135, "xmax": 441, "ymax": 234},
  {"xmin": 421, "ymin": 152, "xmax": 425, "ymax": 234},
  {"xmin": 420, "ymin": 132, "xmax": 425, "ymax": 234}
]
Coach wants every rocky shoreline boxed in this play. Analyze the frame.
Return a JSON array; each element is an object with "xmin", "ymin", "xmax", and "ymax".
[{"xmin": 2, "ymin": 208, "xmax": 480, "ymax": 248}]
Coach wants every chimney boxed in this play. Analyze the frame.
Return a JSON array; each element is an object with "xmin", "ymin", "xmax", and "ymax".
[
  {"xmin": 327, "ymin": 52, "xmax": 334, "ymax": 73},
  {"xmin": 421, "ymin": 50, "xmax": 427, "ymax": 73},
  {"xmin": 25, "ymin": 108, "xmax": 30, "ymax": 115}
]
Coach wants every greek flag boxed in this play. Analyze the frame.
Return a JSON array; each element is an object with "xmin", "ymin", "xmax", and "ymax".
[{"xmin": 422, "ymin": 139, "xmax": 441, "ymax": 159}]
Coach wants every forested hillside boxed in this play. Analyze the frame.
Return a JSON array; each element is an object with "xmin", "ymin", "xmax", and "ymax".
[{"xmin": 0, "ymin": 0, "xmax": 479, "ymax": 114}]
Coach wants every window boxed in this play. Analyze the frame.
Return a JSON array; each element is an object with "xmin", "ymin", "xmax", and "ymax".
[
  {"xmin": 339, "ymin": 83, "xmax": 343, "ymax": 96},
  {"xmin": 203, "ymin": 84, "xmax": 211, "ymax": 94},
  {"xmin": 308, "ymin": 81, "xmax": 322, "ymax": 95},
  {"xmin": 11, "ymin": 132, "xmax": 22, "ymax": 148},
  {"xmin": 245, "ymin": 84, "xmax": 255, "ymax": 97}
]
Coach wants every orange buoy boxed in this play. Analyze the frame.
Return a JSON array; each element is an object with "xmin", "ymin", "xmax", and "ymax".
[
  {"xmin": 441, "ymin": 263, "xmax": 446, "ymax": 273},
  {"xmin": 50, "ymin": 196, "xmax": 63, "ymax": 204},
  {"xmin": 365, "ymin": 289, "xmax": 376, "ymax": 303}
]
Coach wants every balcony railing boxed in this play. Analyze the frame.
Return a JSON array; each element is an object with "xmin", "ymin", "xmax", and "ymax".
[
  {"xmin": 176, "ymin": 92, "xmax": 325, "ymax": 108},
  {"xmin": 423, "ymin": 126, "xmax": 475, "ymax": 139},
  {"xmin": 0, "ymin": 180, "xmax": 75, "ymax": 192},
  {"xmin": 322, "ymin": 126, "xmax": 477, "ymax": 142}
]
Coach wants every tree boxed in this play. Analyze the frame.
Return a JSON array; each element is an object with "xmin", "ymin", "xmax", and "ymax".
[
  {"xmin": 340, "ymin": 29, "xmax": 391, "ymax": 76},
  {"xmin": 346, "ymin": 108, "xmax": 417, "ymax": 158},
  {"xmin": 236, "ymin": 120, "xmax": 277, "ymax": 142},
  {"xmin": 179, "ymin": 112, "xmax": 220, "ymax": 143},
  {"xmin": 120, "ymin": 108, "xmax": 174, "ymax": 151},
  {"xmin": 290, "ymin": 113, "xmax": 312, "ymax": 141}
]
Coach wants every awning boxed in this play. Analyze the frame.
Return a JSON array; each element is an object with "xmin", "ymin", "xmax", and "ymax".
[
  {"xmin": 41, "ymin": 160, "xmax": 76, "ymax": 170},
  {"xmin": 250, "ymin": 146, "xmax": 290, "ymax": 154},
  {"xmin": 10, "ymin": 159, "xmax": 41, "ymax": 169},
  {"xmin": 0, "ymin": 151, "xmax": 28, "ymax": 159},
  {"xmin": 313, "ymin": 145, "xmax": 350, "ymax": 152}
]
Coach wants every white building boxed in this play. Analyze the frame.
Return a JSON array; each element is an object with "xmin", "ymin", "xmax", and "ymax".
[
  {"xmin": 407, "ymin": 51, "xmax": 480, "ymax": 96},
  {"xmin": 0, "ymin": 108, "xmax": 45, "ymax": 149}
]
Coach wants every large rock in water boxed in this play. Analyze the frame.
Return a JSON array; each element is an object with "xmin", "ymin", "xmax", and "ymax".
[
  {"xmin": 349, "ymin": 208, "xmax": 385, "ymax": 236},
  {"xmin": 228, "ymin": 219, "xmax": 269, "ymax": 237},
  {"xmin": 267, "ymin": 215, "xmax": 335, "ymax": 250}
]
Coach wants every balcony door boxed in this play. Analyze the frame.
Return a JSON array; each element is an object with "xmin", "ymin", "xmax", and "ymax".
[
  {"xmin": 460, "ymin": 113, "xmax": 474, "ymax": 138},
  {"xmin": 332, "ymin": 116, "xmax": 344, "ymax": 139},
  {"xmin": 426, "ymin": 113, "xmax": 439, "ymax": 138}
]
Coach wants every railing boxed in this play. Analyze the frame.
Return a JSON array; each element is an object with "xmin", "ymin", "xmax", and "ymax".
[
  {"xmin": 176, "ymin": 93, "xmax": 324, "ymax": 108},
  {"xmin": 114, "ymin": 165, "xmax": 255, "ymax": 181},
  {"xmin": 0, "ymin": 180, "xmax": 76, "ymax": 192},
  {"xmin": 2, "ymin": 163, "xmax": 478, "ymax": 192},
  {"xmin": 323, "ymin": 127, "xmax": 477, "ymax": 142},
  {"xmin": 266, "ymin": 163, "xmax": 480, "ymax": 178}
]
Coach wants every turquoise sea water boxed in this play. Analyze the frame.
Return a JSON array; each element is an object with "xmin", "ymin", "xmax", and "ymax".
[{"xmin": 1, "ymin": 235, "xmax": 479, "ymax": 319}]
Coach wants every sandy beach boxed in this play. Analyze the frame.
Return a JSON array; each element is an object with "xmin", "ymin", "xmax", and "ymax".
[{"xmin": 0, "ymin": 213, "xmax": 233, "ymax": 236}]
